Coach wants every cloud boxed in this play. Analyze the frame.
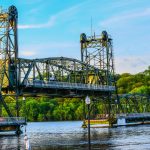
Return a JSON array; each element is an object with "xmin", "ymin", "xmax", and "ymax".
[
  {"xmin": 28, "ymin": 7, "xmax": 43, "ymax": 15},
  {"xmin": 20, "ymin": 51, "xmax": 37, "ymax": 57},
  {"xmin": 115, "ymin": 55, "xmax": 150, "ymax": 74},
  {"xmin": 19, "ymin": 41, "xmax": 79, "ymax": 58},
  {"xmin": 101, "ymin": 7, "xmax": 150, "ymax": 26},
  {"xmin": 18, "ymin": 16, "xmax": 55, "ymax": 29},
  {"xmin": 18, "ymin": 1, "xmax": 86, "ymax": 30}
]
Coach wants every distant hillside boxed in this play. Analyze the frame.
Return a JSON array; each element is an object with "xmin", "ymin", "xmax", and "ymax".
[{"xmin": 116, "ymin": 66, "xmax": 150, "ymax": 94}]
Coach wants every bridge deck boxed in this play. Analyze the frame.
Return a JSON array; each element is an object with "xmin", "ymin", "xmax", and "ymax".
[
  {"xmin": 21, "ymin": 81, "xmax": 115, "ymax": 97},
  {"xmin": 25, "ymin": 81, "xmax": 115, "ymax": 91}
]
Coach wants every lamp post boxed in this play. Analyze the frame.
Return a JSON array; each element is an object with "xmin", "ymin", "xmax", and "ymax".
[{"xmin": 85, "ymin": 96, "xmax": 91, "ymax": 150}]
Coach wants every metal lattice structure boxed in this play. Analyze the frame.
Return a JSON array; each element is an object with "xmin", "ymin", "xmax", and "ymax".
[
  {"xmin": 118, "ymin": 94, "xmax": 150, "ymax": 113},
  {"xmin": 80, "ymin": 32, "xmax": 117, "ymax": 120},
  {"xmin": 0, "ymin": 6, "xmax": 18, "ymax": 117},
  {"xmin": 15, "ymin": 57, "xmax": 114, "ymax": 97},
  {"xmin": 0, "ymin": 6, "xmax": 18, "ymax": 91},
  {"xmin": 80, "ymin": 31, "xmax": 115, "ymax": 86}
]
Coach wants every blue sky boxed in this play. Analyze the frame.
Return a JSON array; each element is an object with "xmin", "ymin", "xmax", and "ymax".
[{"xmin": 1, "ymin": 0, "xmax": 150, "ymax": 74}]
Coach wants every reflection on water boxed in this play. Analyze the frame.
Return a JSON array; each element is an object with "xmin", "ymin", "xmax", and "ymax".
[
  {"xmin": 0, "ymin": 134, "xmax": 23, "ymax": 150},
  {"xmin": 0, "ymin": 121, "xmax": 150, "ymax": 150}
]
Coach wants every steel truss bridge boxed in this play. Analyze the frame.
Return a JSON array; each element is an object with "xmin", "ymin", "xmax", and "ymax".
[
  {"xmin": 0, "ymin": 5, "xmax": 149, "ymax": 126},
  {"xmin": 15, "ymin": 57, "xmax": 114, "ymax": 97}
]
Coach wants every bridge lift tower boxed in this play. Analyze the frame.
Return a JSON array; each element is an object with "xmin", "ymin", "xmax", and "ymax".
[
  {"xmin": 0, "ymin": 5, "xmax": 19, "ymax": 116},
  {"xmin": 80, "ymin": 32, "xmax": 117, "ymax": 116},
  {"xmin": 0, "ymin": 6, "xmax": 25, "ymax": 133},
  {"xmin": 80, "ymin": 31, "xmax": 115, "ymax": 86}
]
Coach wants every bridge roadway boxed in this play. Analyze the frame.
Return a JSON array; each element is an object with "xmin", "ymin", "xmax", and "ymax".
[{"xmin": 21, "ymin": 80, "xmax": 115, "ymax": 97}]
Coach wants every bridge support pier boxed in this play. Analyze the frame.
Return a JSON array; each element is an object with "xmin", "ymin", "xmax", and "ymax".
[
  {"xmin": 0, "ymin": 103, "xmax": 2, "ymax": 117},
  {"xmin": 108, "ymin": 92, "xmax": 112, "ymax": 127}
]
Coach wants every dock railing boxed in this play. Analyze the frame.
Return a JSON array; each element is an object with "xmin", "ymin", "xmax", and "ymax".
[
  {"xmin": 0, "ymin": 117, "xmax": 26, "ymax": 125},
  {"xmin": 117, "ymin": 113, "xmax": 150, "ymax": 119}
]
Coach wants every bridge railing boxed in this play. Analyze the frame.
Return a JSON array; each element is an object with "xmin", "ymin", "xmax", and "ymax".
[
  {"xmin": 24, "ymin": 80, "xmax": 115, "ymax": 91},
  {"xmin": 0, "ymin": 117, "xmax": 26, "ymax": 125},
  {"xmin": 117, "ymin": 113, "xmax": 150, "ymax": 119}
]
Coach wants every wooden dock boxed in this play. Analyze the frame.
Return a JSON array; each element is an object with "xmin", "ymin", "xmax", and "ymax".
[
  {"xmin": 82, "ymin": 113, "xmax": 150, "ymax": 128},
  {"xmin": 116, "ymin": 113, "xmax": 150, "ymax": 126},
  {"xmin": 0, "ymin": 117, "xmax": 26, "ymax": 134}
]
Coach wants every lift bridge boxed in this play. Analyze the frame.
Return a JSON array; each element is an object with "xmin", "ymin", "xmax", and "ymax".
[{"xmin": 0, "ymin": 6, "xmax": 149, "ymax": 132}]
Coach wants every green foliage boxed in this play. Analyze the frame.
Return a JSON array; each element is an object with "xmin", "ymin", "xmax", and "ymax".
[
  {"xmin": 14, "ymin": 97, "xmax": 86, "ymax": 121},
  {"xmin": 130, "ymin": 86, "xmax": 150, "ymax": 94},
  {"xmin": 117, "ymin": 66, "xmax": 150, "ymax": 94}
]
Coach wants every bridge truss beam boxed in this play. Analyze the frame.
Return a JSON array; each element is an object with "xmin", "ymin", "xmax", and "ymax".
[{"xmin": 2, "ymin": 57, "xmax": 114, "ymax": 97}]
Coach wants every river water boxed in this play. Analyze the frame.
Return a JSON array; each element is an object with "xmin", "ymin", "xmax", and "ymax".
[{"xmin": 0, "ymin": 121, "xmax": 150, "ymax": 150}]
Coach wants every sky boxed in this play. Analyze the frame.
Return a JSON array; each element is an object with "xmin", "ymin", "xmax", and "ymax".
[{"xmin": 1, "ymin": 0, "xmax": 150, "ymax": 74}]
